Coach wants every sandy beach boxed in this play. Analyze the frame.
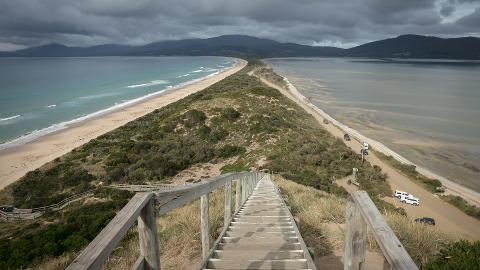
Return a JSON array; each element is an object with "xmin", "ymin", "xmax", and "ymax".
[
  {"xmin": 255, "ymin": 69, "xmax": 480, "ymax": 240},
  {"xmin": 0, "ymin": 59, "xmax": 247, "ymax": 191}
]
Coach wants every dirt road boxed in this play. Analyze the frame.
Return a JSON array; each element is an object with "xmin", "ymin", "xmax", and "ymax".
[{"xmin": 255, "ymin": 73, "xmax": 480, "ymax": 241}]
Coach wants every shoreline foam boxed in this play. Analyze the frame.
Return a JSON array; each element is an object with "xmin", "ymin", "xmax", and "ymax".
[
  {"xmin": 0, "ymin": 59, "xmax": 246, "ymax": 190},
  {"xmin": 281, "ymin": 76, "xmax": 480, "ymax": 206}
]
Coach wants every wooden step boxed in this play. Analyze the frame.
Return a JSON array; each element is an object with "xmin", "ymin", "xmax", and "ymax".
[
  {"xmin": 212, "ymin": 250, "xmax": 305, "ymax": 260},
  {"xmin": 203, "ymin": 177, "xmax": 314, "ymax": 270},
  {"xmin": 227, "ymin": 226, "xmax": 295, "ymax": 233},
  {"xmin": 206, "ymin": 258, "xmax": 308, "ymax": 269},
  {"xmin": 222, "ymin": 236, "xmax": 298, "ymax": 243},
  {"xmin": 217, "ymin": 242, "xmax": 301, "ymax": 251},
  {"xmin": 224, "ymin": 231, "xmax": 297, "ymax": 237}
]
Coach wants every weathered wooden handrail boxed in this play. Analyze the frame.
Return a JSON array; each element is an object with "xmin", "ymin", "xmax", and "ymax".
[
  {"xmin": 67, "ymin": 171, "xmax": 264, "ymax": 270},
  {"xmin": 109, "ymin": 183, "xmax": 176, "ymax": 192},
  {"xmin": 32, "ymin": 190, "xmax": 94, "ymax": 212},
  {"xmin": 0, "ymin": 190, "xmax": 94, "ymax": 221},
  {"xmin": 344, "ymin": 191, "xmax": 418, "ymax": 270}
]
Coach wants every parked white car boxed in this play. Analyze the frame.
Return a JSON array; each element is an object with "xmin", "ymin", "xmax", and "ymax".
[
  {"xmin": 400, "ymin": 195, "xmax": 420, "ymax": 206},
  {"xmin": 394, "ymin": 190, "xmax": 409, "ymax": 198}
]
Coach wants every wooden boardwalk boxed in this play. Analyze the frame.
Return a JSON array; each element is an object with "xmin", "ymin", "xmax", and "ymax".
[
  {"xmin": 204, "ymin": 176, "xmax": 315, "ymax": 270},
  {"xmin": 67, "ymin": 171, "xmax": 417, "ymax": 270}
]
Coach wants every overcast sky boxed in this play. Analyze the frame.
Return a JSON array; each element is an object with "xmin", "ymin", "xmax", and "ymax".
[{"xmin": 0, "ymin": 0, "xmax": 479, "ymax": 51}]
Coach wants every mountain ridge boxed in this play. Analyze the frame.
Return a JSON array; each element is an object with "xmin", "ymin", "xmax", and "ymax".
[{"xmin": 1, "ymin": 34, "xmax": 479, "ymax": 59}]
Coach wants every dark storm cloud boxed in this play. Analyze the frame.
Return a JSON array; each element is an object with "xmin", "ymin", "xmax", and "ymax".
[{"xmin": 0, "ymin": 0, "xmax": 479, "ymax": 50}]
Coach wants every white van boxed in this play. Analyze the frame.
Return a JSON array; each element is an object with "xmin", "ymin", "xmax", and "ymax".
[
  {"xmin": 394, "ymin": 190, "xmax": 409, "ymax": 198},
  {"xmin": 400, "ymin": 195, "xmax": 420, "ymax": 206}
]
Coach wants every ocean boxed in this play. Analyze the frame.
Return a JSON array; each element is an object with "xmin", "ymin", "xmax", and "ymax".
[
  {"xmin": 0, "ymin": 56, "xmax": 236, "ymax": 149},
  {"xmin": 267, "ymin": 58, "xmax": 480, "ymax": 192}
]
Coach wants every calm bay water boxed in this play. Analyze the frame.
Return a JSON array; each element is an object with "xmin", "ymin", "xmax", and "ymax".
[
  {"xmin": 267, "ymin": 58, "xmax": 480, "ymax": 192},
  {"xmin": 0, "ymin": 56, "xmax": 235, "ymax": 148}
]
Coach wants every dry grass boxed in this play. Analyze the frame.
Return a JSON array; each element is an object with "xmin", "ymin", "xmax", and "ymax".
[
  {"xmin": 99, "ymin": 185, "xmax": 229, "ymax": 270},
  {"xmin": 31, "ymin": 184, "xmax": 232, "ymax": 270},
  {"xmin": 384, "ymin": 211, "xmax": 451, "ymax": 268},
  {"xmin": 274, "ymin": 175, "xmax": 347, "ymax": 256},
  {"xmin": 34, "ymin": 176, "xmax": 449, "ymax": 269},
  {"xmin": 34, "ymin": 252, "xmax": 78, "ymax": 270},
  {"xmin": 274, "ymin": 175, "xmax": 451, "ymax": 268}
]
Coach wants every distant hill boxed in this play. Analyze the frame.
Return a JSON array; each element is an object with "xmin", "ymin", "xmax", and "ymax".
[
  {"xmin": 1, "ymin": 34, "xmax": 479, "ymax": 59},
  {"xmin": 0, "ymin": 35, "xmax": 343, "ymax": 58},
  {"xmin": 345, "ymin": 35, "xmax": 480, "ymax": 60}
]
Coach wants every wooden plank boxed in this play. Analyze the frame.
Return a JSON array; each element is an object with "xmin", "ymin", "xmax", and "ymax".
[
  {"xmin": 344, "ymin": 197, "xmax": 366, "ymax": 270},
  {"xmin": 241, "ymin": 177, "xmax": 247, "ymax": 204},
  {"xmin": 196, "ymin": 190, "xmax": 244, "ymax": 270},
  {"xmin": 67, "ymin": 192, "xmax": 153, "ymax": 270},
  {"xmin": 157, "ymin": 172, "xmax": 253, "ymax": 215},
  {"xmin": 224, "ymin": 179, "xmax": 232, "ymax": 228},
  {"xmin": 137, "ymin": 197, "xmax": 160, "ymax": 270},
  {"xmin": 235, "ymin": 178, "xmax": 241, "ymax": 211},
  {"xmin": 272, "ymin": 177, "xmax": 317, "ymax": 270},
  {"xmin": 201, "ymin": 194, "xmax": 210, "ymax": 260},
  {"xmin": 131, "ymin": 256, "xmax": 145, "ymax": 270},
  {"xmin": 350, "ymin": 191, "xmax": 418, "ymax": 270}
]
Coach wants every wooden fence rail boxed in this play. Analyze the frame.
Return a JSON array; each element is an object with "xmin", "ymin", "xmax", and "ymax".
[
  {"xmin": 0, "ymin": 190, "xmax": 94, "ymax": 221},
  {"xmin": 67, "ymin": 171, "xmax": 264, "ymax": 270},
  {"xmin": 344, "ymin": 191, "xmax": 418, "ymax": 270}
]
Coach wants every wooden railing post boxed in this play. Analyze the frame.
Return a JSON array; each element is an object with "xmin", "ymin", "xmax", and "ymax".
[
  {"xmin": 137, "ymin": 197, "xmax": 160, "ymax": 270},
  {"xmin": 235, "ymin": 179, "xmax": 241, "ymax": 211},
  {"xmin": 344, "ymin": 196, "xmax": 367, "ymax": 270},
  {"xmin": 241, "ymin": 177, "xmax": 247, "ymax": 204},
  {"xmin": 349, "ymin": 191, "xmax": 418, "ymax": 270},
  {"xmin": 224, "ymin": 179, "xmax": 232, "ymax": 227},
  {"xmin": 251, "ymin": 174, "xmax": 254, "ymax": 192},
  {"xmin": 200, "ymin": 194, "xmax": 210, "ymax": 260}
]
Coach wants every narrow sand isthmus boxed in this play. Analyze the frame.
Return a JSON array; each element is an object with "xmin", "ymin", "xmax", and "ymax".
[{"xmin": 0, "ymin": 59, "xmax": 247, "ymax": 190}]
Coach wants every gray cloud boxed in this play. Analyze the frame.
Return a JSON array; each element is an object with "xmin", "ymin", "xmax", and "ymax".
[{"xmin": 0, "ymin": 0, "xmax": 479, "ymax": 51}]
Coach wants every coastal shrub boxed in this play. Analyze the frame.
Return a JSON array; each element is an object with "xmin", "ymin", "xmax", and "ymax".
[
  {"xmin": 182, "ymin": 109, "xmax": 206, "ymax": 127},
  {"xmin": 106, "ymin": 152, "xmax": 130, "ymax": 166},
  {"xmin": 249, "ymin": 86, "xmax": 282, "ymax": 98},
  {"xmin": 424, "ymin": 240, "xmax": 480, "ymax": 270},
  {"xmin": 220, "ymin": 107, "xmax": 241, "ymax": 121},
  {"xmin": 375, "ymin": 152, "xmax": 442, "ymax": 192},
  {"xmin": 0, "ymin": 189, "xmax": 130, "ymax": 270},
  {"xmin": 197, "ymin": 125, "xmax": 212, "ymax": 139},
  {"xmin": 216, "ymin": 145, "xmax": 246, "ymax": 158},
  {"xmin": 440, "ymin": 195, "xmax": 480, "ymax": 220}
]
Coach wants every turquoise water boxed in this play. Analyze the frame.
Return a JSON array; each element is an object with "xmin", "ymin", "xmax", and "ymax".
[
  {"xmin": 0, "ymin": 56, "xmax": 235, "ymax": 148},
  {"xmin": 267, "ymin": 58, "xmax": 480, "ymax": 191}
]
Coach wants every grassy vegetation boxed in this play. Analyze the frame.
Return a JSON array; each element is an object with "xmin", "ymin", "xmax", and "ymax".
[
  {"xmin": 275, "ymin": 176, "xmax": 451, "ymax": 268},
  {"xmin": 440, "ymin": 195, "xmax": 480, "ymax": 220},
  {"xmin": 0, "ymin": 189, "xmax": 131, "ymax": 269},
  {"xmin": 252, "ymin": 65, "xmax": 288, "ymax": 88},
  {"xmin": 32, "ymin": 187, "xmax": 229, "ymax": 270},
  {"xmin": 374, "ymin": 151, "xmax": 443, "ymax": 193},
  {"xmin": 424, "ymin": 240, "xmax": 480, "ymax": 270}
]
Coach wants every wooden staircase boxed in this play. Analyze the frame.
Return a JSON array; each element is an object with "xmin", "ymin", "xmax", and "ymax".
[
  {"xmin": 203, "ymin": 176, "xmax": 315, "ymax": 270},
  {"xmin": 67, "ymin": 171, "xmax": 418, "ymax": 270}
]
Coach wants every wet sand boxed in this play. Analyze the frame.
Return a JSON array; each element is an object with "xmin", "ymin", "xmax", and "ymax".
[
  {"xmin": 0, "ymin": 59, "xmax": 247, "ymax": 191},
  {"xmin": 285, "ymin": 74, "xmax": 480, "ymax": 194}
]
